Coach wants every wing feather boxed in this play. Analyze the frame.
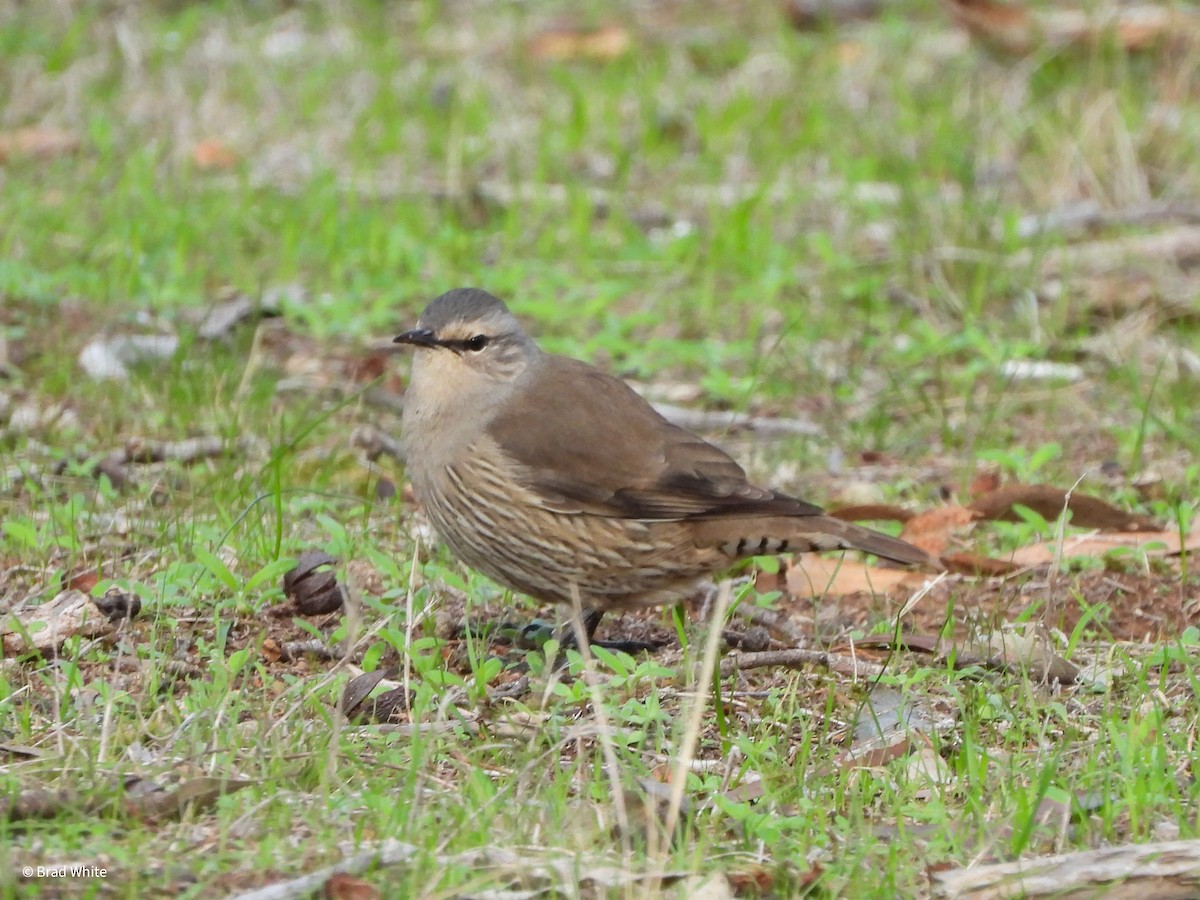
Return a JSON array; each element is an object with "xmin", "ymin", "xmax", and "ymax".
[{"xmin": 484, "ymin": 355, "xmax": 824, "ymax": 521}]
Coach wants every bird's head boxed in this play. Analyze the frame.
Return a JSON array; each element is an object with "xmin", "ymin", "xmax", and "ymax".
[{"xmin": 394, "ymin": 288, "xmax": 539, "ymax": 402}]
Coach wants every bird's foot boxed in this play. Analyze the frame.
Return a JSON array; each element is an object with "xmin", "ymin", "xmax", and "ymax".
[
  {"xmin": 572, "ymin": 635, "xmax": 666, "ymax": 656},
  {"xmin": 512, "ymin": 619, "xmax": 663, "ymax": 656}
]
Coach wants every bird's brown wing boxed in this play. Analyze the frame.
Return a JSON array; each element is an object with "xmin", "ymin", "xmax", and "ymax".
[{"xmin": 484, "ymin": 354, "xmax": 824, "ymax": 520}]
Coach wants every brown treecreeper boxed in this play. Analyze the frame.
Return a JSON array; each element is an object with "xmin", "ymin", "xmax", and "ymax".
[{"xmin": 394, "ymin": 288, "xmax": 930, "ymax": 646}]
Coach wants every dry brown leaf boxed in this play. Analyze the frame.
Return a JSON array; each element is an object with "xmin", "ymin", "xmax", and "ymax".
[
  {"xmin": 899, "ymin": 506, "xmax": 980, "ymax": 557},
  {"xmin": 0, "ymin": 127, "xmax": 80, "ymax": 162},
  {"xmin": 1009, "ymin": 529, "xmax": 1199, "ymax": 566},
  {"xmin": 324, "ymin": 872, "xmax": 382, "ymax": 900},
  {"xmin": 941, "ymin": 0, "xmax": 1033, "ymax": 52},
  {"xmin": 754, "ymin": 567, "xmax": 785, "ymax": 596},
  {"xmin": 785, "ymin": 0, "xmax": 881, "ymax": 31},
  {"xmin": 1107, "ymin": 7, "xmax": 1200, "ymax": 50},
  {"xmin": 839, "ymin": 734, "xmax": 914, "ymax": 770},
  {"xmin": 857, "ymin": 633, "xmax": 938, "ymax": 654},
  {"xmin": 786, "ymin": 557, "xmax": 924, "ymax": 598},
  {"xmin": 260, "ymin": 638, "xmax": 281, "ymax": 664},
  {"xmin": 193, "ymin": 138, "xmax": 238, "ymax": 170},
  {"xmin": 968, "ymin": 468, "xmax": 1003, "ymax": 497},
  {"xmin": 63, "ymin": 570, "xmax": 100, "ymax": 593},
  {"xmin": 731, "ymin": 863, "xmax": 821, "ymax": 895},
  {"xmin": 943, "ymin": 0, "xmax": 1200, "ymax": 55},
  {"xmin": 940, "ymin": 551, "xmax": 1022, "ymax": 576},
  {"xmin": 969, "ymin": 484, "xmax": 1159, "ymax": 531},
  {"xmin": 527, "ymin": 25, "xmax": 632, "ymax": 62}
]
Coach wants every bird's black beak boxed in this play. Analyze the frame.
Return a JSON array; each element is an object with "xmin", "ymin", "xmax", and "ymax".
[{"xmin": 393, "ymin": 327, "xmax": 441, "ymax": 349}]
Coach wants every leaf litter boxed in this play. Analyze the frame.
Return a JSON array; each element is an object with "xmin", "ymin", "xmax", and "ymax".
[
  {"xmin": 942, "ymin": 0, "xmax": 1200, "ymax": 55},
  {"xmin": 4, "ymin": 363, "xmax": 1196, "ymax": 894},
  {"xmin": 3, "ymin": 6, "xmax": 1200, "ymax": 891}
]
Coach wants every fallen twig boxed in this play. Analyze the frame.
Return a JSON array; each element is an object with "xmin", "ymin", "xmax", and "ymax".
[
  {"xmin": 254, "ymin": 170, "xmax": 916, "ymax": 214},
  {"xmin": 1014, "ymin": 226, "xmax": 1200, "ymax": 275},
  {"xmin": 720, "ymin": 648, "xmax": 885, "ymax": 679},
  {"xmin": 121, "ymin": 435, "xmax": 261, "ymax": 464},
  {"xmin": 487, "ymin": 675, "xmax": 531, "ymax": 702},
  {"xmin": 47, "ymin": 436, "xmax": 263, "ymax": 490},
  {"xmin": 651, "ymin": 402, "xmax": 822, "ymax": 437},
  {"xmin": 346, "ymin": 396, "xmax": 820, "ymax": 442},
  {"xmin": 933, "ymin": 837, "xmax": 1200, "ymax": 898},
  {"xmin": 1013, "ymin": 199, "xmax": 1200, "ymax": 240},
  {"xmin": 856, "ymin": 631, "xmax": 1079, "ymax": 685},
  {"xmin": 350, "ymin": 424, "xmax": 405, "ymax": 462},
  {"xmin": 278, "ymin": 639, "xmax": 341, "ymax": 663},
  {"xmin": 195, "ymin": 291, "xmax": 284, "ymax": 340},
  {"xmin": 231, "ymin": 839, "xmax": 689, "ymax": 900},
  {"xmin": 786, "ymin": 0, "xmax": 881, "ymax": 30}
]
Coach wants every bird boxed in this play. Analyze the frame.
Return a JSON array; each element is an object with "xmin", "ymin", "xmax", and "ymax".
[{"xmin": 394, "ymin": 288, "xmax": 931, "ymax": 645}]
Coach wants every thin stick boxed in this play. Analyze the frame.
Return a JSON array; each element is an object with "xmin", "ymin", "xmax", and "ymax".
[
  {"xmin": 1047, "ymin": 472, "xmax": 1088, "ymax": 615},
  {"xmin": 566, "ymin": 590, "xmax": 631, "ymax": 853},
  {"xmin": 719, "ymin": 648, "xmax": 886, "ymax": 679},
  {"xmin": 402, "ymin": 540, "xmax": 423, "ymax": 725},
  {"xmin": 661, "ymin": 580, "xmax": 733, "ymax": 853}
]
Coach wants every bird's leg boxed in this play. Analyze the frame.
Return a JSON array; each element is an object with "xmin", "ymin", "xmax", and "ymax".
[
  {"xmin": 544, "ymin": 607, "xmax": 663, "ymax": 656},
  {"xmin": 563, "ymin": 607, "xmax": 606, "ymax": 649}
]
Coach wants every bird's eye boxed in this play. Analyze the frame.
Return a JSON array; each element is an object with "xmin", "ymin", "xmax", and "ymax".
[{"xmin": 465, "ymin": 334, "xmax": 489, "ymax": 352}]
